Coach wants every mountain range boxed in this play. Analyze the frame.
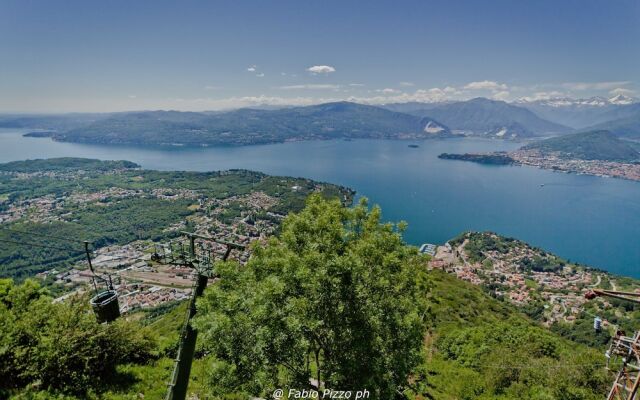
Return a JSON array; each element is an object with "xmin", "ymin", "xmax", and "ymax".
[
  {"xmin": 3, "ymin": 96, "xmax": 639, "ymax": 146},
  {"xmin": 385, "ymin": 97, "xmax": 572, "ymax": 138},
  {"xmin": 19, "ymin": 102, "xmax": 452, "ymax": 146},
  {"xmin": 515, "ymin": 95, "xmax": 639, "ymax": 130}
]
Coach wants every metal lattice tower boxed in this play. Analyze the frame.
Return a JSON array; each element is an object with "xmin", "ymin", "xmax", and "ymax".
[
  {"xmin": 605, "ymin": 331, "xmax": 640, "ymax": 400},
  {"xmin": 162, "ymin": 232, "xmax": 245, "ymax": 400},
  {"xmin": 586, "ymin": 289, "xmax": 640, "ymax": 400}
]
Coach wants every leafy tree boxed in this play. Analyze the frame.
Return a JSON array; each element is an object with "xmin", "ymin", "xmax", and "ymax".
[
  {"xmin": 194, "ymin": 195, "xmax": 430, "ymax": 399},
  {"xmin": 0, "ymin": 279, "xmax": 155, "ymax": 396}
]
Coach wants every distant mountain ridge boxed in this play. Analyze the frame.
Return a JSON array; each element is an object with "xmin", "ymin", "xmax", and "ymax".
[
  {"xmin": 582, "ymin": 103, "xmax": 640, "ymax": 139},
  {"xmin": 20, "ymin": 102, "xmax": 452, "ymax": 146},
  {"xmin": 390, "ymin": 98, "xmax": 572, "ymax": 138},
  {"xmin": 517, "ymin": 95, "xmax": 637, "ymax": 108},
  {"xmin": 6, "ymin": 96, "xmax": 640, "ymax": 146},
  {"xmin": 522, "ymin": 130, "xmax": 640, "ymax": 162},
  {"xmin": 516, "ymin": 96, "xmax": 640, "ymax": 129}
]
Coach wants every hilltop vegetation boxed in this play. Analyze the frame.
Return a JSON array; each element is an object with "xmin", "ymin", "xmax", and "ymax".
[
  {"xmin": 422, "ymin": 270, "xmax": 607, "ymax": 400},
  {"xmin": 0, "ymin": 279, "xmax": 155, "ymax": 398},
  {"xmin": 194, "ymin": 196, "xmax": 430, "ymax": 398},
  {"xmin": 188, "ymin": 198, "xmax": 610, "ymax": 399},
  {"xmin": 523, "ymin": 130, "xmax": 640, "ymax": 161}
]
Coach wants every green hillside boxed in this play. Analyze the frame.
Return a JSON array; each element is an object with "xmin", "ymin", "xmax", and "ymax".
[
  {"xmin": 416, "ymin": 270, "xmax": 608, "ymax": 400},
  {"xmin": 523, "ymin": 130, "xmax": 640, "ymax": 161},
  {"xmin": 3, "ymin": 256, "xmax": 610, "ymax": 400}
]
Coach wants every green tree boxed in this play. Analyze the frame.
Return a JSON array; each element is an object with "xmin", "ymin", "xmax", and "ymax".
[
  {"xmin": 0, "ymin": 279, "xmax": 156, "ymax": 396},
  {"xmin": 194, "ymin": 195, "xmax": 430, "ymax": 399}
]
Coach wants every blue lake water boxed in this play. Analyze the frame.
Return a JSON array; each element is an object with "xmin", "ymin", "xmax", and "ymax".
[{"xmin": 1, "ymin": 129, "xmax": 639, "ymax": 278}]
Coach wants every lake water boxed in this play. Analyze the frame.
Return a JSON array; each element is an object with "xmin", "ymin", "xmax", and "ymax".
[{"xmin": 1, "ymin": 129, "xmax": 639, "ymax": 278}]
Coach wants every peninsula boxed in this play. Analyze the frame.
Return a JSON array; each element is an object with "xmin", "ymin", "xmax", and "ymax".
[{"xmin": 439, "ymin": 130, "xmax": 640, "ymax": 181}]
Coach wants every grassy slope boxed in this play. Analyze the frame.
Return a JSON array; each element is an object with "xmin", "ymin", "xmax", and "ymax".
[
  {"xmin": 96, "ymin": 302, "xmax": 191, "ymax": 399},
  {"xmin": 417, "ymin": 270, "xmax": 608, "ymax": 400}
]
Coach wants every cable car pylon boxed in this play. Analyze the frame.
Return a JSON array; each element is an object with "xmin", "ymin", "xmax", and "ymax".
[
  {"xmin": 585, "ymin": 289, "xmax": 640, "ymax": 400},
  {"xmin": 164, "ymin": 232, "xmax": 245, "ymax": 400}
]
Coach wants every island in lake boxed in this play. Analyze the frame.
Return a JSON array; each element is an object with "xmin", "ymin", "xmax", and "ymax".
[{"xmin": 438, "ymin": 152, "xmax": 514, "ymax": 165}]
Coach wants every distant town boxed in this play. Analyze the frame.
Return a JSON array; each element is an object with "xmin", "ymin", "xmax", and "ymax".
[
  {"xmin": 510, "ymin": 149, "xmax": 640, "ymax": 182},
  {"xmin": 427, "ymin": 232, "xmax": 640, "ymax": 329},
  {"xmin": 438, "ymin": 130, "xmax": 640, "ymax": 182},
  {"xmin": 30, "ymin": 189, "xmax": 284, "ymax": 310}
]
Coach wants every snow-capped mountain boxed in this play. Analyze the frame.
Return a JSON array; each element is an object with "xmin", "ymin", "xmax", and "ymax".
[
  {"xmin": 515, "ymin": 95, "xmax": 637, "ymax": 108},
  {"xmin": 515, "ymin": 96, "xmax": 638, "ymax": 129},
  {"xmin": 608, "ymin": 94, "xmax": 636, "ymax": 105}
]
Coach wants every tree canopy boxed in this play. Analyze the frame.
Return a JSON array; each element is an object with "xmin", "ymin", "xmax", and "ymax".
[
  {"xmin": 0, "ymin": 279, "xmax": 155, "ymax": 397},
  {"xmin": 194, "ymin": 195, "xmax": 431, "ymax": 399}
]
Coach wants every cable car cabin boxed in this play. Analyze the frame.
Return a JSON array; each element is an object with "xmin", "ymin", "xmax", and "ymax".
[{"xmin": 90, "ymin": 290, "xmax": 120, "ymax": 323}]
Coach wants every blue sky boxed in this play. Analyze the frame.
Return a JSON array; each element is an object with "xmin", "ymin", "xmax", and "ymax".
[{"xmin": 0, "ymin": 0, "xmax": 638, "ymax": 112}]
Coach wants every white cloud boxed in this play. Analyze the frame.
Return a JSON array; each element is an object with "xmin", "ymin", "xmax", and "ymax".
[
  {"xmin": 562, "ymin": 81, "xmax": 631, "ymax": 91},
  {"xmin": 353, "ymin": 87, "xmax": 464, "ymax": 105},
  {"xmin": 443, "ymin": 86, "xmax": 458, "ymax": 94},
  {"xmin": 307, "ymin": 65, "xmax": 336, "ymax": 74},
  {"xmin": 150, "ymin": 86, "xmax": 464, "ymax": 111},
  {"xmin": 376, "ymin": 88, "xmax": 401, "ymax": 94},
  {"xmin": 30, "ymin": 78, "xmax": 637, "ymax": 113},
  {"xmin": 464, "ymin": 80, "xmax": 508, "ymax": 91},
  {"xmin": 399, "ymin": 81, "xmax": 414, "ymax": 87},
  {"xmin": 279, "ymin": 84, "xmax": 341, "ymax": 90},
  {"xmin": 162, "ymin": 95, "xmax": 328, "ymax": 110},
  {"xmin": 517, "ymin": 91, "xmax": 566, "ymax": 102},
  {"xmin": 247, "ymin": 65, "xmax": 257, "ymax": 72},
  {"xmin": 492, "ymin": 91, "xmax": 510, "ymax": 101},
  {"xmin": 609, "ymin": 87, "xmax": 635, "ymax": 96}
]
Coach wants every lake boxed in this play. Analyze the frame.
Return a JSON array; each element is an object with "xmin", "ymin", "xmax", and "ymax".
[{"xmin": 1, "ymin": 129, "xmax": 639, "ymax": 277}]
